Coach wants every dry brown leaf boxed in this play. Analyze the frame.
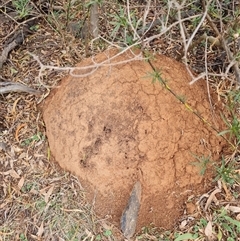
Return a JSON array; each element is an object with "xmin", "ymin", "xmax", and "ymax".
[
  {"xmin": 18, "ymin": 176, "xmax": 25, "ymax": 190},
  {"xmin": 12, "ymin": 145, "xmax": 23, "ymax": 153},
  {"xmin": 18, "ymin": 152, "xmax": 26, "ymax": 159},
  {"xmin": 3, "ymin": 169, "xmax": 20, "ymax": 178},
  {"xmin": 11, "ymin": 97, "xmax": 21, "ymax": 115},
  {"xmin": 228, "ymin": 206, "xmax": 240, "ymax": 213},
  {"xmin": 0, "ymin": 202, "xmax": 8, "ymax": 209},
  {"xmin": 204, "ymin": 189, "xmax": 221, "ymax": 211},
  {"xmin": 44, "ymin": 185, "xmax": 54, "ymax": 203},
  {"xmin": 39, "ymin": 185, "xmax": 50, "ymax": 194},
  {"xmin": 15, "ymin": 123, "xmax": 27, "ymax": 142},
  {"xmin": 36, "ymin": 221, "xmax": 44, "ymax": 237},
  {"xmin": 179, "ymin": 219, "xmax": 187, "ymax": 230},
  {"xmin": 222, "ymin": 181, "xmax": 232, "ymax": 201},
  {"xmin": 204, "ymin": 221, "xmax": 213, "ymax": 240},
  {"xmin": 61, "ymin": 208, "xmax": 84, "ymax": 212}
]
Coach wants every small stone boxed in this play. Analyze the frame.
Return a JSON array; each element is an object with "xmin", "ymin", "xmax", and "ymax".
[{"xmin": 120, "ymin": 182, "xmax": 142, "ymax": 239}]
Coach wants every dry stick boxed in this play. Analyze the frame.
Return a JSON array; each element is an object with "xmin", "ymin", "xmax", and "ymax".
[
  {"xmin": 0, "ymin": 41, "xmax": 18, "ymax": 68},
  {"xmin": 29, "ymin": 44, "xmax": 146, "ymax": 79},
  {"xmin": 0, "ymin": 10, "xmax": 19, "ymax": 25},
  {"xmin": 0, "ymin": 15, "xmax": 39, "ymax": 68},
  {"xmin": 204, "ymin": 37, "xmax": 214, "ymax": 111},
  {"xmin": 143, "ymin": 14, "xmax": 202, "ymax": 44},
  {"xmin": 185, "ymin": 0, "xmax": 213, "ymax": 57},
  {"xmin": 139, "ymin": 0, "xmax": 151, "ymax": 37},
  {"xmin": 177, "ymin": 0, "xmax": 212, "ymax": 82},
  {"xmin": 126, "ymin": 0, "xmax": 140, "ymax": 40},
  {"xmin": 0, "ymin": 82, "xmax": 42, "ymax": 95}
]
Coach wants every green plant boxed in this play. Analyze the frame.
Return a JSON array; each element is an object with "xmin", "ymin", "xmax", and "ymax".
[
  {"xmin": 103, "ymin": 229, "xmax": 112, "ymax": 237},
  {"xmin": 218, "ymin": 87, "xmax": 240, "ymax": 147},
  {"xmin": 66, "ymin": 225, "xmax": 79, "ymax": 241},
  {"xmin": 172, "ymin": 218, "xmax": 208, "ymax": 241},
  {"xmin": 85, "ymin": 0, "xmax": 103, "ymax": 7},
  {"xmin": 19, "ymin": 233, "xmax": 28, "ymax": 241},
  {"xmin": 12, "ymin": 0, "xmax": 32, "ymax": 19},
  {"xmin": 35, "ymin": 199, "xmax": 47, "ymax": 211},
  {"xmin": 174, "ymin": 232, "xmax": 198, "ymax": 241},
  {"xmin": 214, "ymin": 157, "xmax": 240, "ymax": 186},
  {"xmin": 21, "ymin": 182, "xmax": 35, "ymax": 193},
  {"xmin": 109, "ymin": 5, "xmax": 137, "ymax": 44},
  {"xmin": 219, "ymin": 114, "xmax": 240, "ymax": 145},
  {"xmin": 213, "ymin": 208, "xmax": 240, "ymax": 240},
  {"xmin": 146, "ymin": 69, "xmax": 165, "ymax": 85},
  {"xmin": 21, "ymin": 132, "xmax": 45, "ymax": 146},
  {"xmin": 191, "ymin": 154, "xmax": 212, "ymax": 175}
]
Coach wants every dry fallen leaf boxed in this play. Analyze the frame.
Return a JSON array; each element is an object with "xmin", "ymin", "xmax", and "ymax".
[
  {"xmin": 3, "ymin": 169, "xmax": 20, "ymax": 178},
  {"xmin": 36, "ymin": 221, "xmax": 44, "ymax": 237},
  {"xmin": 179, "ymin": 219, "xmax": 187, "ymax": 230},
  {"xmin": 12, "ymin": 97, "xmax": 21, "ymax": 115},
  {"xmin": 228, "ymin": 206, "xmax": 240, "ymax": 213},
  {"xmin": 18, "ymin": 176, "xmax": 25, "ymax": 190},
  {"xmin": 204, "ymin": 189, "xmax": 221, "ymax": 211},
  {"xmin": 204, "ymin": 221, "xmax": 213, "ymax": 240},
  {"xmin": 15, "ymin": 123, "xmax": 27, "ymax": 142},
  {"xmin": 44, "ymin": 185, "xmax": 54, "ymax": 203},
  {"xmin": 222, "ymin": 181, "xmax": 232, "ymax": 201}
]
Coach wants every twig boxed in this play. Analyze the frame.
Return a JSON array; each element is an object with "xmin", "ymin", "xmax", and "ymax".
[
  {"xmin": 126, "ymin": 0, "xmax": 140, "ymax": 41},
  {"xmin": 142, "ymin": 14, "xmax": 202, "ymax": 44},
  {"xmin": 29, "ymin": 46, "xmax": 146, "ymax": 79},
  {"xmin": 204, "ymin": 37, "xmax": 213, "ymax": 111},
  {"xmin": 185, "ymin": 0, "xmax": 213, "ymax": 57}
]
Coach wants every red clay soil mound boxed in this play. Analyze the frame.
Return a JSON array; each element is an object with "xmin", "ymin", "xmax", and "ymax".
[{"xmin": 42, "ymin": 49, "xmax": 225, "ymax": 230}]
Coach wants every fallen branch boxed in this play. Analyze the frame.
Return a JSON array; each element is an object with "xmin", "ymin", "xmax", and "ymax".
[
  {"xmin": 0, "ymin": 34, "xmax": 23, "ymax": 68},
  {"xmin": 0, "ymin": 82, "xmax": 42, "ymax": 95},
  {"xmin": 0, "ymin": 16, "xmax": 39, "ymax": 69}
]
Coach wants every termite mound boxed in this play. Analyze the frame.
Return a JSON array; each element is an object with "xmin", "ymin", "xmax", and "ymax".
[{"xmin": 42, "ymin": 49, "xmax": 225, "ymax": 229}]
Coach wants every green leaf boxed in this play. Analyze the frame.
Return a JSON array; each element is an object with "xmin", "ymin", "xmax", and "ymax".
[
  {"xmin": 222, "ymin": 222, "xmax": 233, "ymax": 233},
  {"xmin": 103, "ymin": 229, "xmax": 112, "ymax": 237},
  {"xmin": 174, "ymin": 233, "xmax": 196, "ymax": 241},
  {"xmin": 217, "ymin": 229, "xmax": 222, "ymax": 241},
  {"xmin": 224, "ymin": 216, "xmax": 240, "ymax": 228},
  {"xmin": 96, "ymin": 234, "xmax": 102, "ymax": 240}
]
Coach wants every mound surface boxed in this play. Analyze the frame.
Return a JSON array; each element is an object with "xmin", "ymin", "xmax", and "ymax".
[{"xmin": 42, "ymin": 49, "xmax": 224, "ymax": 229}]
